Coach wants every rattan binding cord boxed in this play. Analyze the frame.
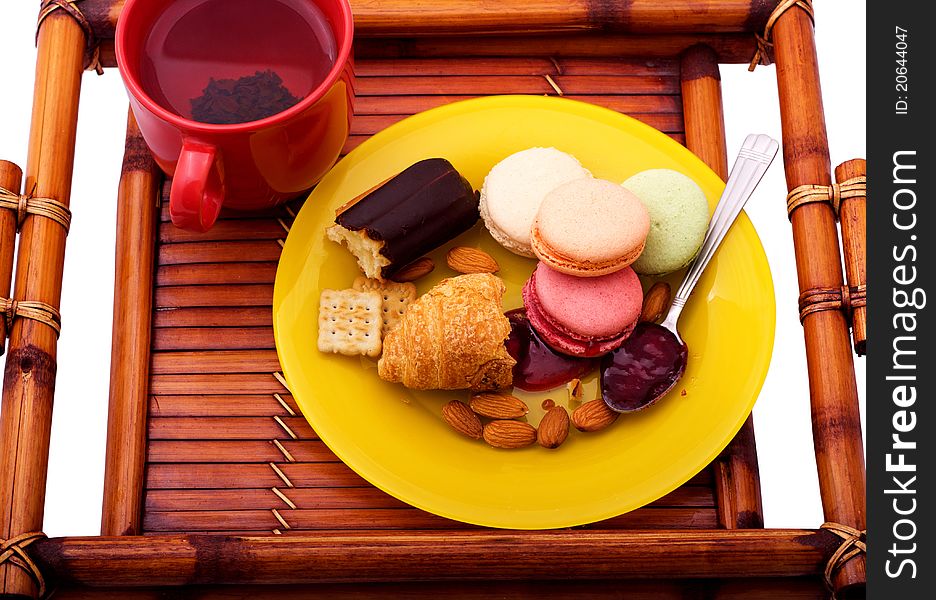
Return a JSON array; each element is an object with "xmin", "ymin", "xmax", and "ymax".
[
  {"xmin": 749, "ymin": 0, "xmax": 815, "ymax": 71},
  {"xmin": 786, "ymin": 176, "xmax": 866, "ymax": 220},
  {"xmin": 37, "ymin": 0, "xmax": 103, "ymax": 75},
  {"xmin": 798, "ymin": 285, "xmax": 865, "ymax": 324},
  {"xmin": 0, "ymin": 184, "xmax": 69, "ymax": 336},
  {"xmin": 0, "ymin": 185, "xmax": 73, "ymax": 233},
  {"xmin": 0, "ymin": 298, "xmax": 63, "ymax": 337},
  {"xmin": 0, "ymin": 532, "xmax": 48, "ymax": 598},
  {"xmin": 820, "ymin": 522, "xmax": 866, "ymax": 598}
]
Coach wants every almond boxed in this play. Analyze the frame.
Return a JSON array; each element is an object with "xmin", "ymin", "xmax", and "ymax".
[
  {"xmin": 571, "ymin": 399, "xmax": 619, "ymax": 432},
  {"xmin": 483, "ymin": 420, "xmax": 537, "ymax": 449},
  {"xmin": 537, "ymin": 406, "xmax": 570, "ymax": 449},
  {"xmin": 470, "ymin": 392, "xmax": 529, "ymax": 419},
  {"xmin": 446, "ymin": 246, "xmax": 499, "ymax": 274},
  {"xmin": 391, "ymin": 257, "xmax": 435, "ymax": 282},
  {"xmin": 640, "ymin": 281, "xmax": 671, "ymax": 323},
  {"xmin": 441, "ymin": 400, "xmax": 482, "ymax": 440}
]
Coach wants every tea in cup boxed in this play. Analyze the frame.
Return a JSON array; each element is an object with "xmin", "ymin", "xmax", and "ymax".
[{"xmin": 117, "ymin": 0, "xmax": 354, "ymax": 231}]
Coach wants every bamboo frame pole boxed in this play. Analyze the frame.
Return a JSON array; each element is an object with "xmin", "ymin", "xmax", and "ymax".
[
  {"xmin": 0, "ymin": 11, "xmax": 86, "ymax": 598},
  {"xmin": 680, "ymin": 44, "xmax": 764, "ymax": 530},
  {"xmin": 0, "ymin": 161, "xmax": 24, "ymax": 348},
  {"xmin": 100, "ymin": 112, "xmax": 159, "ymax": 536},
  {"xmin": 835, "ymin": 159, "xmax": 866, "ymax": 355},
  {"xmin": 772, "ymin": 8, "xmax": 866, "ymax": 596},
  {"xmin": 31, "ymin": 530, "xmax": 836, "ymax": 587},
  {"xmin": 86, "ymin": 0, "xmax": 771, "ymax": 38},
  {"xmin": 680, "ymin": 46, "xmax": 729, "ymax": 178}
]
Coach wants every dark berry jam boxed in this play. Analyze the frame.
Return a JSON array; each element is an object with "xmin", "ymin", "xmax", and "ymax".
[
  {"xmin": 600, "ymin": 323, "xmax": 688, "ymax": 413},
  {"xmin": 505, "ymin": 309, "xmax": 596, "ymax": 392}
]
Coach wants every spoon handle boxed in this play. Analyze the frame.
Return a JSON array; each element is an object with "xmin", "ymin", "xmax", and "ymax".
[{"xmin": 663, "ymin": 134, "xmax": 779, "ymax": 327}]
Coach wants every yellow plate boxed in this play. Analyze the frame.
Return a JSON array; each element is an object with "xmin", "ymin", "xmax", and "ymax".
[{"xmin": 274, "ymin": 95, "xmax": 775, "ymax": 530}]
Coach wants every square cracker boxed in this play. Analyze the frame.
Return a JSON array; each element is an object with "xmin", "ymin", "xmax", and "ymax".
[
  {"xmin": 352, "ymin": 276, "xmax": 417, "ymax": 334},
  {"xmin": 318, "ymin": 289, "xmax": 383, "ymax": 357}
]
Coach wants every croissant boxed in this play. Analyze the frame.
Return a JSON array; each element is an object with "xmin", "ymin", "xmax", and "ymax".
[{"xmin": 378, "ymin": 273, "xmax": 515, "ymax": 391}]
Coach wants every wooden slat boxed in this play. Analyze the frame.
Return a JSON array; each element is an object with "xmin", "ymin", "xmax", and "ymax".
[
  {"xmin": 356, "ymin": 75, "xmax": 679, "ymax": 96},
  {"xmin": 350, "ymin": 112, "xmax": 684, "ymax": 136},
  {"xmin": 144, "ymin": 463, "xmax": 365, "ymax": 489},
  {"xmin": 160, "ymin": 220, "xmax": 286, "ymax": 244},
  {"xmin": 144, "ymin": 483, "xmax": 713, "ymax": 511},
  {"xmin": 142, "ymin": 507, "xmax": 718, "ymax": 532},
  {"xmin": 155, "ymin": 285, "xmax": 273, "ymax": 308},
  {"xmin": 151, "ymin": 351, "xmax": 281, "ymax": 375},
  {"xmin": 353, "ymin": 57, "xmax": 679, "ymax": 77},
  {"xmin": 148, "ymin": 417, "xmax": 314, "ymax": 440},
  {"xmin": 354, "ymin": 34, "xmax": 757, "ymax": 63},
  {"xmin": 156, "ymin": 192, "xmax": 296, "ymax": 224},
  {"xmin": 342, "ymin": 133, "xmax": 686, "ymax": 156},
  {"xmin": 145, "ymin": 487, "xmax": 409, "ymax": 511},
  {"xmin": 152, "ymin": 327, "xmax": 275, "ymax": 351},
  {"xmin": 149, "ymin": 395, "xmax": 298, "ymax": 418},
  {"xmin": 150, "ymin": 374, "xmax": 286, "ymax": 396},
  {"xmin": 159, "ymin": 241, "xmax": 283, "ymax": 265},
  {"xmin": 157, "ymin": 262, "xmax": 278, "ymax": 287},
  {"xmin": 148, "ymin": 440, "xmax": 338, "ymax": 465},
  {"xmin": 355, "ymin": 93, "xmax": 682, "ymax": 115},
  {"xmin": 153, "ymin": 307, "xmax": 273, "ymax": 329}
]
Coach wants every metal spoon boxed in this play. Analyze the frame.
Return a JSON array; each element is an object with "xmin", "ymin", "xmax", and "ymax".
[{"xmin": 601, "ymin": 133, "xmax": 779, "ymax": 413}]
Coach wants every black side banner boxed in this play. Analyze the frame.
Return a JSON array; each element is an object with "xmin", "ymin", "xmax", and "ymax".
[{"xmin": 867, "ymin": 1, "xmax": 933, "ymax": 597}]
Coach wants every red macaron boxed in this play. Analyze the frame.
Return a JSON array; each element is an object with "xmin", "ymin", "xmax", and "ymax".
[{"xmin": 521, "ymin": 262, "xmax": 643, "ymax": 357}]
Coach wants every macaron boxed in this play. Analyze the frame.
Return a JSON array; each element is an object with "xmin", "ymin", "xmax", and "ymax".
[
  {"xmin": 522, "ymin": 262, "xmax": 643, "ymax": 357},
  {"xmin": 531, "ymin": 178, "xmax": 650, "ymax": 277},
  {"xmin": 622, "ymin": 169, "xmax": 710, "ymax": 275},
  {"xmin": 480, "ymin": 147, "xmax": 591, "ymax": 257}
]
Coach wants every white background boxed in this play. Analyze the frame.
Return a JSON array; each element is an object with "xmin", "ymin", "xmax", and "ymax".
[{"xmin": 0, "ymin": 2, "xmax": 865, "ymax": 536}]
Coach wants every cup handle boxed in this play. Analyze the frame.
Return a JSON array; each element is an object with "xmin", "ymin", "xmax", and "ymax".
[{"xmin": 169, "ymin": 140, "xmax": 224, "ymax": 232}]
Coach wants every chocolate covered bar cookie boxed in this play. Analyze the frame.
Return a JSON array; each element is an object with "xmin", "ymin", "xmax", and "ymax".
[{"xmin": 326, "ymin": 158, "xmax": 479, "ymax": 279}]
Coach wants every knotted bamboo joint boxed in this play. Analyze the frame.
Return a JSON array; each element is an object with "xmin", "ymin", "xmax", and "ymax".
[
  {"xmin": 786, "ymin": 176, "xmax": 866, "ymax": 220},
  {"xmin": 0, "ymin": 297, "xmax": 63, "ymax": 337},
  {"xmin": 0, "ymin": 531, "xmax": 48, "ymax": 598},
  {"xmin": 820, "ymin": 522, "xmax": 866, "ymax": 597},
  {"xmin": 37, "ymin": 0, "xmax": 103, "ymax": 75},
  {"xmin": 749, "ymin": 0, "xmax": 815, "ymax": 71},
  {"xmin": 0, "ymin": 185, "xmax": 73, "ymax": 233},
  {"xmin": 798, "ymin": 285, "xmax": 866, "ymax": 325}
]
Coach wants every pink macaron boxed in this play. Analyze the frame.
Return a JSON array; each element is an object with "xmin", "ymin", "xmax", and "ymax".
[{"xmin": 521, "ymin": 262, "xmax": 643, "ymax": 357}]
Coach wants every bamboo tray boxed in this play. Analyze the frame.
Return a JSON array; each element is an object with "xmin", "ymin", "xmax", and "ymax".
[
  {"xmin": 1, "ymin": 2, "xmax": 866, "ymax": 599},
  {"xmin": 141, "ymin": 57, "xmax": 734, "ymax": 536}
]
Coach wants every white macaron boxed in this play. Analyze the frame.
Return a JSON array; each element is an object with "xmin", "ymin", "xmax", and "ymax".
[{"xmin": 480, "ymin": 147, "xmax": 591, "ymax": 257}]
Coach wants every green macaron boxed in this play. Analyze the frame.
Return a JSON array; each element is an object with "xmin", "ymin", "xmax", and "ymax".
[{"xmin": 622, "ymin": 169, "xmax": 710, "ymax": 275}]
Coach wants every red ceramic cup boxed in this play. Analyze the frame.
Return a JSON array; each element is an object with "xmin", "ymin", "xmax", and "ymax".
[{"xmin": 116, "ymin": 0, "xmax": 354, "ymax": 232}]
